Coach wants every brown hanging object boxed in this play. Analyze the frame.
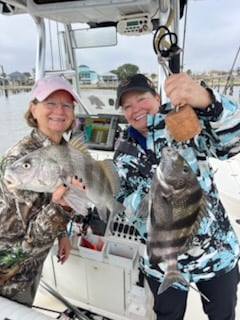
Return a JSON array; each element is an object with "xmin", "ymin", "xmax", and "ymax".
[{"xmin": 165, "ymin": 105, "xmax": 202, "ymax": 142}]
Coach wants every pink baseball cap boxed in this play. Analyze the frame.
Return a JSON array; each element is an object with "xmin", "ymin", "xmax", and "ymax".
[{"xmin": 30, "ymin": 75, "xmax": 80, "ymax": 103}]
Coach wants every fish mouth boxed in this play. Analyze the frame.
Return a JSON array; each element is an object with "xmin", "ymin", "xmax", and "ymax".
[
  {"xmin": 162, "ymin": 146, "xmax": 178, "ymax": 160},
  {"xmin": 3, "ymin": 175, "xmax": 19, "ymax": 190}
]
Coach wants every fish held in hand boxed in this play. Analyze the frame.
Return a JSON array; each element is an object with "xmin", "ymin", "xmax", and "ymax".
[
  {"xmin": 138, "ymin": 146, "xmax": 210, "ymax": 302},
  {"xmin": 4, "ymin": 135, "xmax": 125, "ymax": 222}
]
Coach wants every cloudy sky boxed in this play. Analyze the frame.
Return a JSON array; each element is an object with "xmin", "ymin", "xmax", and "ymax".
[{"xmin": 0, "ymin": 0, "xmax": 239, "ymax": 75}]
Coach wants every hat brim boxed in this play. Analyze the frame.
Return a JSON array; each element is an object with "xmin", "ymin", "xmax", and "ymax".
[
  {"xmin": 115, "ymin": 87, "xmax": 152, "ymax": 110},
  {"xmin": 36, "ymin": 86, "xmax": 80, "ymax": 104}
]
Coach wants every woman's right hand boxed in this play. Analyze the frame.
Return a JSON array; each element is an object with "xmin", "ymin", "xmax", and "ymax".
[{"xmin": 164, "ymin": 72, "xmax": 212, "ymax": 109}]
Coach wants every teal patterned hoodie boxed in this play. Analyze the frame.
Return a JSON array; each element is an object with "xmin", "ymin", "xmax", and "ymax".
[{"xmin": 114, "ymin": 90, "xmax": 240, "ymax": 289}]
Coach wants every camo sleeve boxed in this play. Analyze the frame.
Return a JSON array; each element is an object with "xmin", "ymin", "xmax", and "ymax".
[{"xmin": 25, "ymin": 201, "xmax": 73, "ymax": 243}]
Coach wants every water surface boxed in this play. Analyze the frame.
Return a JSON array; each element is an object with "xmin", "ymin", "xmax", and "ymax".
[{"xmin": 0, "ymin": 91, "xmax": 30, "ymax": 155}]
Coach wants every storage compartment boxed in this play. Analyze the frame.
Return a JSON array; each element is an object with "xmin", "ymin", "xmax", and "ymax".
[
  {"xmin": 86, "ymin": 259, "xmax": 125, "ymax": 314},
  {"xmin": 107, "ymin": 241, "xmax": 138, "ymax": 269},
  {"xmin": 52, "ymin": 253, "xmax": 88, "ymax": 302},
  {"xmin": 78, "ymin": 234, "xmax": 106, "ymax": 261}
]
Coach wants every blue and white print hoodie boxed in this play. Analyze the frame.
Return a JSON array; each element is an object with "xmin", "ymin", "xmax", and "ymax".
[{"xmin": 113, "ymin": 90, "xmax": 240, "ymax": 289}]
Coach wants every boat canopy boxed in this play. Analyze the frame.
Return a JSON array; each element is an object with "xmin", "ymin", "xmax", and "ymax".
[
  {"xmin": 0, "ymin": 0, "xmax": 187, "ymax": 98},
  {"xmin": 0, "ymin": 1, "xmax": 186, "ymax": 25}
]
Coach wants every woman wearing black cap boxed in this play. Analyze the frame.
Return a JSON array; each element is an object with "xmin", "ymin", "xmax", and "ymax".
[{"xmin": 113, "ymin": 72, "xmax": 240, "ymax": 320}]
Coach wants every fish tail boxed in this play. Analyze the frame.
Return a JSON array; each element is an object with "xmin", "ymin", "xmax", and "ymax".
[
  {"xmin": 158, "ymin": 270, "xmax": 187, "ymax": 295},
  {"xmin": 158, "ymin": 271, "xmax": 210, "ymax": 302}
]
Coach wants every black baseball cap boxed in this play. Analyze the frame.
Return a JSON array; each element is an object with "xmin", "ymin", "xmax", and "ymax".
[{"xmin": 115, "ymin": 73, "xmax": 156, "ymax": 109}]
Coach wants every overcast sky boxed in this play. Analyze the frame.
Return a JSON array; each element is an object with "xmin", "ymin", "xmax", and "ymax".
[{"xmin": 0, "ymin": 0, "xmax": 239, "ymax": 75}]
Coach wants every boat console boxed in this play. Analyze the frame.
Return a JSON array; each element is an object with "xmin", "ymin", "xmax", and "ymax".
[{"xmin": 72, "ymin": 114, "xmax": 119, "ymax": 151}]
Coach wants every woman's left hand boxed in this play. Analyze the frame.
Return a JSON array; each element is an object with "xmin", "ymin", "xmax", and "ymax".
[
  {"xmin": 52, "ymin": 177, "xmax": 87, "ymax": 208},
  {"xmin": 57, "ymin": 235, "xmax": 71, "ymax": 264}
]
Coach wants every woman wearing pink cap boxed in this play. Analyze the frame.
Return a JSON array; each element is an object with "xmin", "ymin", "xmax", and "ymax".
[{"xmin": 0, "ymin": 75, "xmax": 80, "ymax": 306}]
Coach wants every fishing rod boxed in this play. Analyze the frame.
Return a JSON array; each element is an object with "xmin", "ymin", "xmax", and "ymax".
[
  {"xmin": 223, "ymin": 45, "xmax": 240, "ymax": 95},
  {"xmin": 40, "ymin": 280, "xmax": 91, "ymax": 320}
]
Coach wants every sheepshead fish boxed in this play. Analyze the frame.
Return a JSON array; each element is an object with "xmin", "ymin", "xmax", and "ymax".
[
  {"xmin": 137, "ymin": 146, "xmax": 209, "ymax": 301},
  {"xmin": 3, "ymin": 135, "xmax": 125, "ymax": 223}
]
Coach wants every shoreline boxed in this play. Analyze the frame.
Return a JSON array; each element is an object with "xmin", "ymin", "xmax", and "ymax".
[{"xmin": 1, "ymin": 74, "xmax": 240, "ymax": 92}]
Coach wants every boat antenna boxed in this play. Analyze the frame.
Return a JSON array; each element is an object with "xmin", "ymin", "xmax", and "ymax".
[
  {"xmin": 48, "ymin": 19, "xmax": 54, "ymax": 70},
  {"xmin": 56, "ymin": 22, "xmax": 63, "ymax": 69},
  {"xmin": 222, "ymin": 45, "xmax": 240, "ymax": 95},
  {"xmin": 180, "ymin": 0, "xmax": 189, "ymax": 72}
]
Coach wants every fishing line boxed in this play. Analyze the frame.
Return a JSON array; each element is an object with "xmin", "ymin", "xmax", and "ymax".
[
  {"xmin": 223, "ymin": 45, "xmax": 240, "ymax": 95},
  {"xmin": 180, "ymin": 0, "xmax": 189, "ymax": 71}
]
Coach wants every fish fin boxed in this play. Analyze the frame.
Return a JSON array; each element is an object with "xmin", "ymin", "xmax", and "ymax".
[
  {"xmin": 98, "ymin": 198, "xmax": 125, "ymax": 224},
  {"xmin": 63, "ymin": 185, "xmax": 93, "ymax": 216},
  {"xmin": 64, "ymin": 185, "xmax": 125, "ymax": 224},
  {"xmin": 95, "ymin": 207, "xmax": 109, "ymax": 224},
  {"xmin": 136, "ymin": 194, "xmax": 149, "ymax": 219},
  {"xmin": 158, "ymin": 271, "xmax": 187, "ymax": 295},
  {"xmin": 68, "ymin": 133, "xmax": 91, "ymax": 156},
  {"xmin": 99, "ymin": 198, "xmax": 125, "ymax": 235},
  {"xmin": 158, "ymin": 271, "xmax": 210, "ymax": 302},
  {"xmin": 111, "ymin": 198, "xmax": 125, "ymax": 217},
  {"xmin": 97, "ymin": 159, "xmax": 121, "ymax": 195}
]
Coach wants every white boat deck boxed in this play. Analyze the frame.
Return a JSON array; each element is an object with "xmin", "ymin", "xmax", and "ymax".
[
  {"xmin": 34, "ymin": 218, "xmax": 240, "ymax": 320},
  {"xmin": 34, "ymin": 257, "xmax": 240, "ymax": 320}
]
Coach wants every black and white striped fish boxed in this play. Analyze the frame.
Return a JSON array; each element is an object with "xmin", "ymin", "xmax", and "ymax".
[{"xmin": 139, "ymin": 146, "xmax": 209, "ymax": 301}]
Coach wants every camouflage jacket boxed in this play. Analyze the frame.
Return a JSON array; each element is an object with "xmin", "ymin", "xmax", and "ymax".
[
  {"xmin": 114, "ymin": 90, "xmax": 240, "ymax": 289},
  {"xmin": 0, "ymin": 128, "xmax": 74, "ymax": 305}
]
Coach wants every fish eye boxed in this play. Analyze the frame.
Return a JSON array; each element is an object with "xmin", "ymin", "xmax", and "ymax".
[
  {"xmin": 183, "ymin": 165, "xmax": 189, "ymax": 173},
  {"xmin": 22, "ymin": 162, "xmax": 31, "ymax": 169}
]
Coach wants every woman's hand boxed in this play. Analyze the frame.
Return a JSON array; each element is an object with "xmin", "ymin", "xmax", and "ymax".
[
  {"xmin": 52, "ymin": 177, "xmax": 87, "ymax": 208},
  {"xmin": 57, "ymin": 235, "xmax": 71, "ymax": 264},
  {"xmin": 164, "ymin": 72, "xmax": 212, "ymax": 109}
]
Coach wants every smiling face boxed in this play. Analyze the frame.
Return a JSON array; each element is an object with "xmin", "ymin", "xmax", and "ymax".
[
  {"xmin": 30, "ymin": 90, "xmax": 75, "ymax": 143},
  {"xmin": 121, "ymin": 90, "xmax": 160, "ymax": 136}
]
